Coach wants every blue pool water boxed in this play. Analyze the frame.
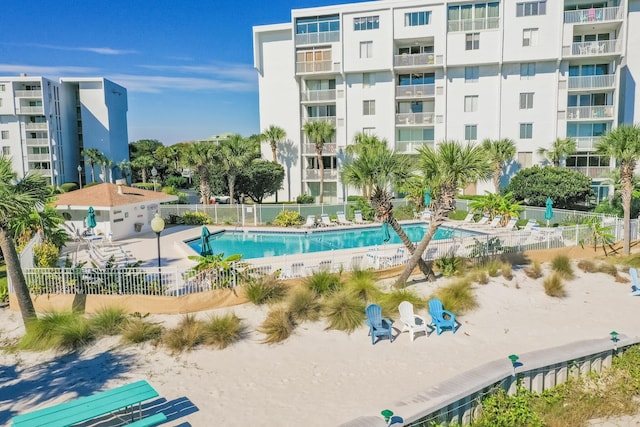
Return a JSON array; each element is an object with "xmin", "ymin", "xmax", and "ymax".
[{"xmin": 186, "ymin": 224, "xmax": 478, "ymax": 260}]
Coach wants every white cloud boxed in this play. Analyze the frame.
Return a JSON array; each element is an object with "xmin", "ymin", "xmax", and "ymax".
[
  {"xmin": 0, "ymin": 63, "xmax": 97, "ymax": 76},
  {"xmin": 138, "ymin": 62, "xmax": 256, "ymax": 81},
  {"xmin": 1, "ymin": 42, "xmax": 136, "ymax": 55},
  {"xmin": 107, "ymin": 73, "xmax": 257, "ymax": 93}
]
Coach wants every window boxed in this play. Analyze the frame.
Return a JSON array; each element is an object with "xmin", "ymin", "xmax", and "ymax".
[
  {"xmin": 520, "ymin": 63, "xmax": 536, "ymax": 79},
  {"xmin": 465, "ymin": 125, "xmax": 478, "ymax": 141},
  {"xmin": 520, "ymin": 123, "xmax": 533, "ymax": 139},
  {"xmin": 447, "ymin": 2, "xmax": 500, "ymax": 32},
  {"xmin": 1, "ymin": 131, "xmax": 8, "ymax": 140},
  {"xmin": 465, "ymin": 66, "xmax": 479, "ymax": 82},
  {"xmin": 519, "ymin": 93, "xmax": 534, "ymax": 109},
  {"xmin": 0, "ymin": 84, "xmax": 5, "ymax": 92},
  {"xmin": 464, "ymin": 96, "xmax": 479, "ymax": 112},
  {"xmin": 0, "ymin": 99, "xmax": 2, "ymax": 107},
  {"xmin": 522, "ymin": 28, "xmax": 539, "ymax": 47},
  {"xmin": 405, "ymin": 11, "xmax": 431, "ymax": 26},
  {"xmin": 354, "ymin": 16, "xmax": 379, "ymax": 31},
  {"xmin": 360, "ymin": 41, "xmax": 373, "ymax": 58},
  {"xmin": 363, "ymin": 100, "xmax": 376, "ymax": 115},
  {"xmin": 518, "ymin": 152, "xmax": 533, "ymax": 168},
  {"xmin": 296, "ymin": 15, "xmax": 340, "ymax": 35},
  {"xmin": 296, "ymin": 47, "xmax": 332, "ymax": 73},
  {"xmin": 398, "ymin": 73, "xmax": 435, "ymax": 86},
  {"xmin": 363, "ymin": 127, "xmax": 376, "ymax": 136},
  {"xmin": 516, "ymin": 1, "xmax": 546, "ymax": 17},
  {"xmin": 465, "ymin": 32, "xmax": 480, "ymax": 50},
  {"xmin": 363, "ymin": 73, "xmax": 375, "ymax": 88}
]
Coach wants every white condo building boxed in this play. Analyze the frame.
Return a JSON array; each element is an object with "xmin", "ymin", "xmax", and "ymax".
[
  {"xmin": 0, "ymin": 75, "xmax": 129, "ymax": 187},
  {"xmin": 254, "ymin": 0, "xmax": 640, "ymax": 203}
]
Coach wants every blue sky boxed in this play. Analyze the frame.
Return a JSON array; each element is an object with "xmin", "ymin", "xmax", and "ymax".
[{"xmin": 1, "ymin": 0, "xmax": 371, "ymax": 145}]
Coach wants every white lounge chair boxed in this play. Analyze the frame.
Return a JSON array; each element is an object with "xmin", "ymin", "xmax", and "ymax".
[
  {"xmin": 503, "ymin": 217, "xmax": 518, "ymax": 231},
  {"xmin": 488, "ymin": 215, "xmax": 503, "ymax": 227},
  {"xmin": 398, "ymin": 301, "xmax": 429, "ymax": 342},
  {"xmin": 336, "ymin": 211, "xmax": 352, "ymax": 225},
  {"xmin": 320, "ymin": 213, "xmax": 336, "ymax": 227},
  {"xmin": 462, "ymin": 212, "xmax": 475, "ymax": 223},
  {"xmin": 354, "ymin": 210, "xmax": 370, "ymax": 224},
  {"xmin": 302, "ymin": 215, "xmax": 317, "ymax": 228}
]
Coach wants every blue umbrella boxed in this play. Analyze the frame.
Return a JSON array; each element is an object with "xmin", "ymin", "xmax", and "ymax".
[
  {"xmin": 200, "ymin": 226, "xmax": 213, "ymax": 256},
  {"xmin": 424, "ymin": 188, "xmax": 431, "ymax": 208},
  {"xmin": 382, "ymin": 221, "xmax": 391, "ymax": 243},
  {"xmin": 87, "ymin": 206, "xmax": 97, "ymax": 229},
  {"xmin": 545, "ymin": 197, "xmax": 554, "ymax": 227}
]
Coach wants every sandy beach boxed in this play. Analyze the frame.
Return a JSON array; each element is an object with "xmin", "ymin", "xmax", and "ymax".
[{"xmin": 2, "ymin": 259, "xmax": 640, "ymax": 426}]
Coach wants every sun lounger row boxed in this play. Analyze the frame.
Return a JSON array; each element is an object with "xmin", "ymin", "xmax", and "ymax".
[{"xmin": 301, "ymin": 211, "xmax": 370, "ymax": 229}]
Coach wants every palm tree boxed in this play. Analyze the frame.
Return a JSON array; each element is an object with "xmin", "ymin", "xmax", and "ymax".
[
  {"xmin": 303, "ymin": 121, "xmax": 336, "ymax": 203},
  {"xmin": 0, "ymin": 156, "xmax": 51, "ymax": 325},
  {"xmin": 182, "ymin": 141, "xmax": 218, "ymax": 204},
  {"xmin": 537, "ymin": 137, "xmax": 577, "ymax": 167},
  {"xmin": 595, "ymin": 124, "xmax": 640, "ymax": 255},
  {"xmin": 81, "ymin": 148, "xmax": 104, "ymax": 183},
  {"xmin": 395, "ymin": 141, "xmax": 492, "ymax": 287},
  {"xmin": 218, "ymin": 135, "xmax": 260, "ymax": 204},
  {"xmin": 481, "ymin": 138, "xmax": 516, "ymax": 193},
  {"xmin": 118, "ymin": 159, "xmax": 132, "ymax": 184},
  {"xmin": 261, "ymin": 125, "xmax": 286, "ymax": 163},
  {"xmin": 130, "ymin": 155, "xmax": 155, "ymax": 183}
]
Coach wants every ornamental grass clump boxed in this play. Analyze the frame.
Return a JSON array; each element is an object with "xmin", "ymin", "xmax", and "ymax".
[
  {"xmin": 90, "ymin": 306, "xmax": 128, "ymax": 336},
  {"xmin": 433, "ymin": 278, "xmax": 478, "ymax": 314},
  {"xmin": 577, "ymin": 259, "xmax": 597, "ymax": 273},
  {"xmin": 322, "ymin": 290, "xmax": 365, "ymax": 333},
  {"xmin": 468, "ymin": 269, "xmax": 490, "ymax": 285},
  {"xmin": 163, "ymin": 314, "xmax": 206, "ymax": 353},
  {"xmin": 286, "ymin": 287, "xmax": 322, "ymax": 323},
  {"xmin": 304, "ymin": 270, "xmax": 342, "ymax": 296},
  {"xmin": 344, "ymin": 269, "xmax": 380, "ymax": 303},
  {"xmin": 379, "ymin": 289, "xmax": 426, "ymax": 318},
  {"xmin": 524, "ymin": 261, "xmax": 544, "ymax": 279},
  {"xmin": 19, "ymin": 311, "xmax": 94, "ymax": 352},
  {"xmin": 244, "ymin": 273, "xmax": 289, "ymax": 305},
  {"xmin": 501, "ymin": 262, "xmax": 513, "ymax": 281},
  {"xmin": 544, "ymin": 272, "xmax": 566, "ymax": 297},
  {"xmin": 258, "ymin": 307, "xmax": 296, "ymax": 344},
  {"xmin": 121, "ymin": 318, "xmax": 163, "ymax": 344},
  {"xmin": 596, "ymin": 262, "xmax": 618, "ymax": 277},
  {"xmin": 551, "ymin": 255, "xmax": 574, "ymax": 280},
  {"xmin": 203, "ymin": 313, "xmax": 245, "ymax": 349}
]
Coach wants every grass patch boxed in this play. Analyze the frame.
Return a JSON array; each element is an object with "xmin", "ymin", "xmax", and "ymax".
[
  {"xmin": 432, "ymin": 278, "xmax": 478, "ymax": 314},
  {"xmin": 378, "ymin": 289, "xmax": 426, "ymax": 318},
  {"xmin": 344, "ymin": 269, "xmax": 381, "ymax": 303},
  {"xmin": 163, "ymin": 314, "xmax": 206, "ymax": 353},
  {"xmin": 551, "ymin": 255, "xmax": 574, "ymax": 280},
  {"xmin": 596, "ymin": 263, "xmax": 618, "ymax": 277},
  {"xmin": 304, "ymin": 270, "xmax": 343, "ymax": 295},
  {"xmin": 544, "ymin": 273, "xmax": 566, "ymax": 297},
  {"xmin": 501, "ymin": 262, "xmax": 513, "ymax": 281},
  {"xmin": 19, "ymin": 311, "xmax": 94, "ymax": 351},
  {"xmin": 258, "ymin": 307, "xmax": 295, "ymax": 344},
  {"xmin": 322, "ymin": 290, "xmax": 365, "ymax": 333},
  {"xmin": 577, "ymin": 259, "xmax": 597, "ymax": 273},
  {"xmin": 286, "ymin": 287, "xmax": 322, "ymax": 323},
  {"xmin": 121, "ymin": 318, "xmax": 163, "ymax": 344},
  {"xmin": 203, "ymin": 313, "xmax": 244, "ymax": 349},
  {"xmin": 468, "ymin": 269, "xmax": 489, "ymax": 285},
  {"xmin": 90, "ymin": 306, "xmax": 128, "ymax": 336},
  {"xmin": 244, "ymin": 273, "xmax": 289, "ymax": 305},
  {"xmin": 524, "ymin": 261, "xmax": 543, "ymax": 279}
]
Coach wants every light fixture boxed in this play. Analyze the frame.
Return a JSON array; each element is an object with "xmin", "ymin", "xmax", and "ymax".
[
  {"xmin": 508, "ymin": 354, "xmax": 520, "ymax": 377},
  {"xmin": 150, "ymin": 213, "xmax": 165, "ymax": 268},
  {"xmin": 77, "ymin": 165, "xmax": 83, "ymax": 189}
]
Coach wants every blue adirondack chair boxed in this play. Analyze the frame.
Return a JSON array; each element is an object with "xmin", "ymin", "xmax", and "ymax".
[
  {"xmin": 630, "ymin": 268, "xmax": 640, "ymax": 296},
  {"xmin": 365, "ymin": 304, "xmax": 394, "ymax": 344},
  {"xmin": 428, "ymin": 298, "xmax": 457, "ymax": 335}
]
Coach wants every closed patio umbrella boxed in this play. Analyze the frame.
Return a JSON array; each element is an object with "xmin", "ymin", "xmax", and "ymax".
[
  {"xmin": 545, "ymin": 197, "xmax": 554, "ymax": 227},
  {"xmin": 424, "ymin": 188, "xmax": 431, "ymax": 208},
  {"xmin": 200, "ymin": 226, "xmax": 213, "ymax": 256},
  {"xmin": 382, "ymin": 221, "xmax": 391, "ymax": 243},
  {"xmin": 87, "ymin": 206, "xmax": 97, "ymax": 230}
]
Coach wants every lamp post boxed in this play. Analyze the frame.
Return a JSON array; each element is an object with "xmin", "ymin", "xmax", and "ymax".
[
  {"xmin": 150, "ymin": 213, "xmax": 165, "ymax": 269},
  {"xmin": 77, "ymin": 165, "xmax": 83, "ymax": 189},
  {"xmin": 151, "ymin": 167, "xmax": 158, "ymax": 192}
]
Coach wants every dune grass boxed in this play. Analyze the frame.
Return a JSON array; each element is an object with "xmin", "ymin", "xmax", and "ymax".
[
  {"xmin": 378, "ymin": 289, "xmax": 426, "ymax": 318},
  {"xmin": 432, "ymin": 278, "xmax": 478, "ymax": 314},
  {"xmin": 577, "ymin": 259, "xmax": 597, "ymax": 273},
  {"xmin": 90, "ymin": 306, "xmax": 128, "ymax": 336},
  {"xmin": 203, "ymin": 313, "xmax": 245, "ymax": 349},
  {"xmin": 501, "ymin": 262, "xmax": 513, "ymax": 281},
  {"xmin": 304, "ymin": 270, "xmax": 343, "ymax": 296},
  {"xmin": 286, "ymin": 287, "xmax": 322, "ymax": 323},
  {"xmin": 258, "ymin": 307, "xmax": 296, "ymax": 344},
  {"xmin": 244, "ymin": 273, "xmax": 289, "ymax": 305},
  {"xmin": 322, "ymin": 290, "xmax": 365, "ymax": 333},
  {"xmin": 524, "ymin": 261, "xmax": 544, "ymax": 279},
  {"xmin": 544, "ymin": 273, "xmax": 566, "ymax": 297},
  {"xmin": 121, "ymin": 318, "xmax": 163, "ymax": 344},
  {"xmin": 344, "ymin": 269, "xmax": 381, "ymax": 303},
  {"xmin": 18, "ymin": 311, "xmax": 94, "ymax": 351},
  {"xmin": 163, "ymin": 314, "xmax": 206, "ymax": 352},
  {"xmin": 551, "ymin": 255, "xmax": 574, "ymax": 280}
]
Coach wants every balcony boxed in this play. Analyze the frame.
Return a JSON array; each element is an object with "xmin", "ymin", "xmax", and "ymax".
[
  {"xmin": 17, "ymin": 106, "xmax": 44, "ymax": 114},
  {"xmin": 573, "ymin": 137, "xmax": 600, "ymax": 150},
  {"xmin": 396, "ymin": 84, "xmax": 435, "ymax": 98},
  {"xmin": 395, "ymin": 140, "xmax": 434, "ymax": 154},
  {"xmin": 296, "ymin": 61, "xmax": 339, "ymax": 74},
  {"xmin": 303, "ymin": 143, "xmax": 337, "ymax": 155},
  {"xmin": 567, "ymin": 166, "xmax": 611, "ymax": 179},
  {"xmin": 304, "ymin": 116, "xmax": 337, "ymax": 126},
  {"xmin": 563, "ymin": 40, "xmax": 620, "ymax": 57},
  {"xmin": 295, "ymin": 31, "xmax": 340, "ymax": 46},
  {"xmin": 566, "ymin": 106, "xmax": 614, "ymax": 120},
  {"xmin": 564, "ymin": 7, "xmax": 623, "ymax": 24},
  {"xmin": 393, "ymin": 53, "xmax": 442, "ymax": 68},
  {"xmin": 14, "ymin": 90, "xmax": 42, "ymax": 98},
  {"xmin": 301, "ymin": 89, "xmax": 336, "ymax": 103},
  {"xmin": 395, "ymin": 112, "xmax": 435, "ymax": 126},
  {"xmin": 30, "ymin": 168, "xmax": 52, "ymax": 175},
  {"xmin": 304, "ymin": 169, "xmax": 338, "ymax": 180},
  {"xmin": 24, "ymin": 122, "xmax": 48, "ymax": 131},
  {"xmin": 568, "ymin": 75, "xmax": 615, "ymax": 91},
  {"xmin": 27, "ymin": 153, "xmax": 51, "ymax": 161},
  {"xmin": 447, "ymin": 17, "xmax": 500, "ymax": 32},
  {"xmin": 25, "ymin": 138, "xmax": 49, "ymax": 146}
]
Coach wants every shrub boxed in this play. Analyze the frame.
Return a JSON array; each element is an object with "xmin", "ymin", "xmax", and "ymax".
[
  {"xmin": 435, "ymin": 255, "xmax": 463, "ymax": 277},
  {"xmin": 133, "ymin": 182, "xmax": 155, "ymax": 190},
  {"xmin": 577, "ymin": 259, "xmax": 597, "ymax": 273},
  {"xmin": 165, "ymin": 175, "xmax": 188, "ymax": 189},
  {"xmin": 296, "ymin": 194, "xmax": 315, "ymax": 204},
  {"xmin": 433, "ymin": 279, "xmax": 478, "ymax": 314},
  {"xmin": 524, "ymin": 261, "xmax": 543, "ymax": 279},
  {"xmin": 473, "ymin": 387, "xmax": 544, "ymax": 427},
  {"xmin": 286, "ymin": 287, "xmax": 322, "ymax": 323},
  {"xmin": 379, "ymin": 289, "xmax": 426, "ymax": 318},
  {"xmin": 203, "ymin": 313, "xmax": 245, "ymax": 349},
  {"xmin": 501, "ymin": 262, "xmax": 513, "ymax": 281},
  {"xmin": 58, "ymin": 316, "xmax": 95, "ymax": 350},
  {"xmin": 323, "ymin": 290, "xmax": 365, "ymax": 333},
  {"xmin": 347, "ymin": 195, "xmax": 367, "ymax": 202},
  {"xmin": 273, "ymin": 210, "xmax": 304, "ymax": 227},
  {"xmin": 34, "ymin": 241, "xmax": 60, "ymax": 268},
  {"xmin": 544, "ymin": 272, "xmax": 566, "ymax": 297},
  {"xmin": 468, "ymin": 269, "xmax": 489, "ymax": 285},
  {"xmin": 344, "ymin": 269, "xmax": 380, "ymax": 303},
  {"xmin": 121, "ymin": 318, "xmax": 163, "ymax": 344},
  {"xmin": 551, "ymin": 255, "xmax": 574, "ymax": 279},
  {"xmin": 90, "ymin": 306, "xmax": 128, "ymax": 336},
  {"xmin": 394, "ymin": 205, "xmax": 415, "ymax": 220},
  {"xmin": 163, "ymin": 314, "xmax": 206, "ymax": 353},
  {"xmin": 60, "ymin": 182, "xmax": 78, "ymax": 192},
  {"xmin": 304, "ymin": 270, "xmax": 342, "ymax": 296},
  {"xmin": 182, "ymin": 211, "xmax": 211, "ymax": 225},
  {"xmin": 244, "ymin": 273, "xmax": 289, "ymax": 305},
  {"xmin": 597, "ymin": 263, "xmax": 618, "ymax": 277},
  {"xmin": 258, "ymin": 307, "xmax": 295, "ymax": 344},
  {"xmin": 19, "ymin": 311, "xmax": 93, "ymax": 351}
]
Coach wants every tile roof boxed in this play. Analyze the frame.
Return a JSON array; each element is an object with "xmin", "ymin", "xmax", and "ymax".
[{"xmin": 51, "ymin": 183, "xmax": 178, "ymax": 209}]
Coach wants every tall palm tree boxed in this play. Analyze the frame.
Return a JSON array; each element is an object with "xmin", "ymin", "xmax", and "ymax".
[
  {"xmin": 130, "ymin": 155, "xmax": 155, "ymax": 183},
  {"xmin": 481, "ymin": 138, "xmax": 516, "ymax": 193},
  {"xmin": 0, "ymin": 156, "xmax": 51, "ymax": 325},
  {"xmin": 182, "ymin": 141, "xmax": 218, "ymax": 204},
  {"xmin": 395, "ymin": 141, "xmax": 492, "ymax": 287},
  {"xmin": 595, "ymin": 124, "xmax": 640, "ymax": 255},
  {"xmin": 537, "ymin": 137, "xmax": 577, "ymax": 167},
  {"xmin": 81, "ymin": 148, "xmax": 104, "ymax": 183},
  {"xmin": 218, "ymin": 134, "xmax": 259, "ymax": 204},
  {"xmin": 118, "ymin": 159, "xmax": 132, "ymax": 184},
  {"xmin": 261, "ymin": 125, "xmax": 286, "ymax": 163},
  {"xmin": 303, "ymin": 120, "xmax": 336, "ymax": 203}
]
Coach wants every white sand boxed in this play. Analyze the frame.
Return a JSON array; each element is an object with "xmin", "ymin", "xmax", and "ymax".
[{"xmin": 2, "ymin": 264, "xmax": 640, "ymax": 426}]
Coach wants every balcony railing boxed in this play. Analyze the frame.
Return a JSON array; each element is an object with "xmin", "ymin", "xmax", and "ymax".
[
  {"xmin": 566, "ymin": 106, "xmax": 614, "ymax": 120},
  {"xmin": 568, "ymin": 74, "xmax": 615, "ymax": 91},
  {"xmin": 396, "ymin": 84, "xmax": 435, "ymax": 98},
  {"xmin": 27, "ymin": 153, "xmax": 51, "ymax": 161},
  {"xmin": 14, "ymin": 90, "xmax": 42, "ymax": 98},
  {"xmin": 395, "ymin": 112, "xmax": 435, "ymax": 126},
  {"xmin": 304, "ymin": 169, "xmax": 338, "ymax": 180},
  {"xmin": 393, "ymin": 53, "xmax": 442, "ymax": 68},
  {"xmin": 296, "ymin": 61, "xmax": 338, "ymax": 74},
  {"xmin": 30, "ymin": 168, "xmax": 52, "ymax": 175},
  {"xmin": 564, "ymin": 6, "xmax": 623, "ymax": 24},
  {"xmin": 563, "ymin": 40, "xmax": 620, "ymax": 57},
  {"xmin": 24, "ymin": 122, "xmax": 48, "ymax": 131},
  {"xmin": 295, "ymin": 31, "xmax": 340, "ymax": 46},
  {"xmin": 447, "ymin": 17, "xmax": 500, "ymax": 32},
  {"xmin": 573, "ymin": 136, "xmax": 600, "ymax": 150},
  {"xmin": 25, "ymin": 138, "xmax": 49, "ymax": 146},
  {"xmin": 568, "ymin": 166, "xmax": 611, "ymax": 179},
  {"xmin": 301, "ymin": 89, "xmax": 336, "ymax": 102},
  {"xmin": 18, "ymin": 106, "xmax": 44, "ymax": 114},
  {"xmin": 304, "ymin": 116, "xmax": 337, "ymax": 126},
  {"xmin": 395, "ymin": 140, "xmax": 434, "ymax": 154},
  {"xmin": 303, "ymin": 143, "xmax": 337, "ymax": 155}
]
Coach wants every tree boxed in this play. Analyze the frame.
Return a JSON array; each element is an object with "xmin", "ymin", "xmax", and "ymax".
[
  {"xmin": 118, "ymin": 159, "xmax": 132, "ymax": 184},
  {"xmin": 537, "ymin": 137, "xmax": 577, "ymax": 167},
  {"xmin": 129, "ymin": 139, "xmax": 163, "ymax": 161},
  {"xmin": 81, "ymin": 148, "xmax": 104, "ymax": 183},
  {"xmin": 504, "ymin": 166, "xmax": 593, "ymax": 209},
  {"xmin": 595, "ymin": 124, "xmax": 640, "ymax": 255},
  {"xmin": 395, "ymin": 141, "xmax": 492, "ymax": 287},
  {"xmin": 9, "ymin": 205, "xmax": 67, "ymax": 249},
  {"xmin": 303, "ymin": 121, "xmax": 336, "ymax": 203},
  {"xmin": 130, "ymin": 155, "xmax": 155, "ymax": 184},
  {"xmin": 342, "ymin": 132, "xmax": 386, "ymax": 199},
  {"xmin": 182, "ymin": 141, "xmax": 218, "ymax": 204},
  {"xmin": 218, "ymin": 134, "xmax": 260, "ymax": 205},
  {"xmin": 0, "ymin": 156, "xmax": 51, "ymax": 325},
  {"xmin": 235, "ymin": 161, "xmax": 284, "ymax": 203},
  {"xmin": 481, "ymin": 138, "xmax": 516, "ymax": 193},
  {"xmin": 261, "ymin": 125, "xmax": 286, "ymax": 163}
]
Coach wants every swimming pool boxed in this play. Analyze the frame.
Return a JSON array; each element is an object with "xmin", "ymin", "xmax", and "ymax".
[{"xmin": 186, "ymin": 224, "xmax": 478, "ymax": 260}]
